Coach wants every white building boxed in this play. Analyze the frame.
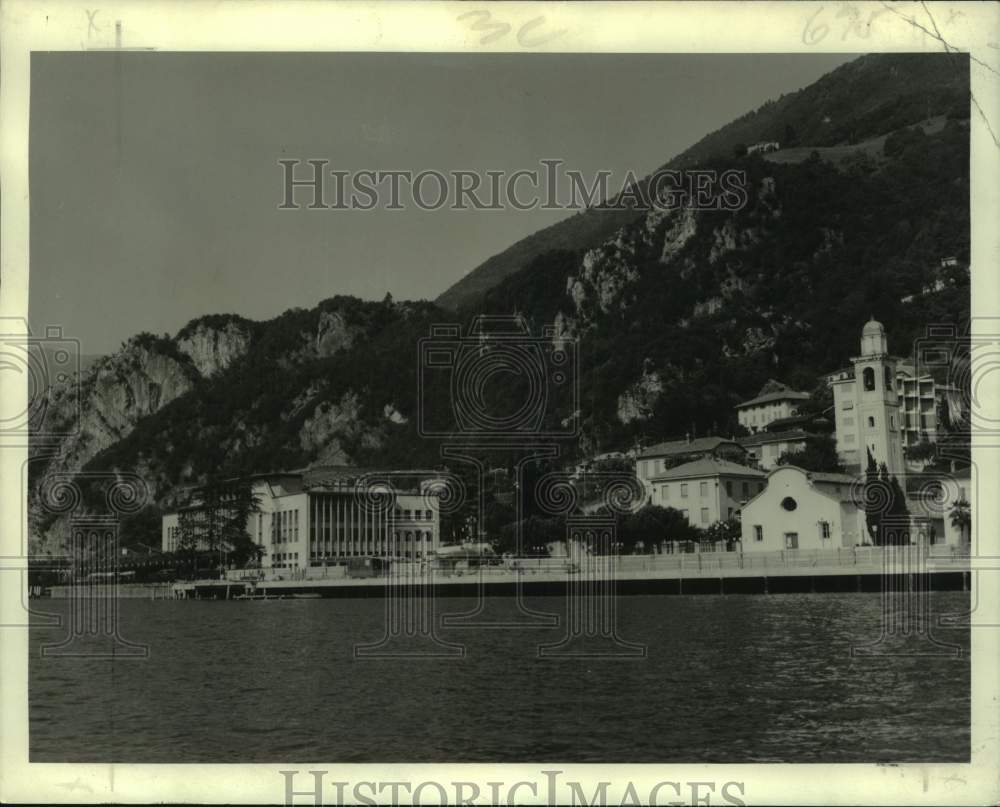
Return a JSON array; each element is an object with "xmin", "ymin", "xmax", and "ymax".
[
  {"xmin": 747, "ymin": 141, "xmax": 780, "ymax": 155},
  {"xmin": 740, "ymin": 465, "xmax": 866, "ymax": 552},
  {"xmin": 162, "ymin": 467, "xmax": 444, "ymax": 571},
  {"xmin": 636, "ymin": 436, "xmax": 747, "ymax": 488},
  {"xmin": 642, "ymin": 457, "xmax": 766, "ymax": 528},
  {"xmin": 735, "ymin": 382, "xmax": 810, "ymax": 434},
  {"xmin": 826, "ymin": 319, "xmax": 906, "ymax": 474},
  {"xmin": 738, "ymin": 429, "xmax": 810, "ymax": 470},
  {"xmin": 894, "ymin": 360, "xmax": 965, "ymax": 454}
]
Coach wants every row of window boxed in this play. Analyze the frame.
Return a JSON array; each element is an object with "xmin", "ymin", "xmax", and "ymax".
[
  {"xmin": 660, "ymin": 479, "xmax": 764, "ymax": 503},
  {"xmin": 271, "ymin": 551, "xmax": 300, "ymax": 569},
  {"xmin": 743, "ymin": 404, "xmax": 791, "ymax": 426},
  {"xmin": 271, "ymin": 509, "xmax": 299, "ymax": 544},
  {"xmin": 751, "ymin": 522, "xmax": 831, "ymax": 546}
]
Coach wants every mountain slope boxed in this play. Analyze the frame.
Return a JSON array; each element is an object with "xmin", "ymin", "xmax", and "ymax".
[
  {"xmin": 436, "ymin": 52, "xmax": 969, "ymax": 312},
  {"xmin": 28, "ymin": 53, "xmax": 970, "ymax": 554}
]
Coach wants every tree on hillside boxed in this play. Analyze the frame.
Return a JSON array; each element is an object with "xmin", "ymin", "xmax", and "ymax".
[{"xmin": 777, "ymin": 435, "xmax": 842, "ymax": 473}]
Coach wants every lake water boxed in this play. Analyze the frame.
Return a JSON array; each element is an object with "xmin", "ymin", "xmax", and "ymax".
[{"xmin": 29, "ymin": 592, "xmax": 970, "ymax": 763}]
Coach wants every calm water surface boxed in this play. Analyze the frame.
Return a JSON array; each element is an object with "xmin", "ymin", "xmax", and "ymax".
[{"xmin": 29, "ymin": 592, "xmax": 970, "ymax": 762}]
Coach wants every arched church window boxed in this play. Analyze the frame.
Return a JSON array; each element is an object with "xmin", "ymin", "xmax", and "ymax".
[{"xmin": 863, "ymin": 367, "xmax": 875, "ymax": 391}]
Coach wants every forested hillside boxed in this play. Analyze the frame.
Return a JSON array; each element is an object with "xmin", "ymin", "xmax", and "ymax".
[
  {"xmin": 436, "ymin": 53, "xmax": 969, "ymax": 311},
  {"xmin": 28, "ymin": 53, "xmax": 970, "ymax": 553}
]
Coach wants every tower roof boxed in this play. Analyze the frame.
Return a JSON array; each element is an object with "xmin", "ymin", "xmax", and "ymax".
[{"xmin": 862, "ymin": 317, "xmax": 885, "ymax": 336}]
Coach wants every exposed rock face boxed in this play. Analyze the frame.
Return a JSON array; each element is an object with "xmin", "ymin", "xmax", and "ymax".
[
  {"xmin": 313, "ymin": 310, "xmax": 359, "ymax": 357},
  {"xmin": 177, "ymin": 320, "xmax": 252, "ymax": 377},
  {"xmin": 296, "ymin": 309, "xmax": 364, "ymax": 362},
  {"xmin": 29, "ymin": 337, "xmax": 198, "ymax": 551},
  {"xmin": 299, "ymin": 392, "xmax": 383, "ymax": 465},
  {"xmin": 383, "ymin": 403, "xmax": 408, "ymax": 424},
  {"xmin": 617, "ymin": 369, "xmax": 664, "ymax": 424},
  {"xmin": 659, "ymin": 205, "xmax": 698, "ymax": 263},
  {"xmin": 567, "ymin": 229, "xmax": 642, "ymax": 317}
]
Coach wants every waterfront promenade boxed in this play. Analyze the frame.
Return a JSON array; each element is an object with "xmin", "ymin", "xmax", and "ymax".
[{"xmin": 161, "ymin": 545, "xmax": 970, "ymax": 599}]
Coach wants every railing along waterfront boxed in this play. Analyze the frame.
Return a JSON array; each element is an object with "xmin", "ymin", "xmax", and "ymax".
[{"xmin": 185, "ymin": 544, "xmax": 970, "ymax": 591}]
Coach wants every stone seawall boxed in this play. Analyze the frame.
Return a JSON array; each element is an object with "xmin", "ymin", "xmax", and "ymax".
[{"xmin": 48, "ymin": 583, "xmax": 174, "ymax": 599}]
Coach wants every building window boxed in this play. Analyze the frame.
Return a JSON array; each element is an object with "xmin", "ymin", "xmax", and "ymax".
[
  {"xmin": 890, "ymin": 415, "xmax": 895, "ymax": 429},
  {"xmin": 863, "ymin": 367, "xmax": 875, "ymax": 391},
  {"xmin": 727, "ymin": 508, "xmax": 734, "ymax": 519},
  {"xmin": 843, "ymin": 416, "xmax": 854, "ymax": 426},
  {"xmin": 885, "ymin": 367, "xmax": 892, "ymax": 390},
  {"xmin": 725, "ymin": 480, "xmax": 732, "ymax": 496},
  {"xmin": 425, "ymin": 510, "xmax": 432, "ymax": 520},
  {"xmin": 403, "ymin": 509, "xmax": 411, "ymax": 520},
  {"xmin": 680, "ymin": 483, "xmax": 688, "ymax": 498},
  {"xmin": 785, "ymin": 533, "xmax": 799, "ymax": 550},
  {"xmin": 753, "ymin": 525, "xmax": 763, "ymax": 542},
  {"xmin": 661, "ymin": 485, "xmax": 669, "ymax": 500},
  {"xmin": 868, "ymin": 416, "xmax": 875, "ymax": 429},
  {"xmin": 819, "ymin": 521, "xmax": 831, "ymax": 540},
  {"xmin": 742, "ymin": 482, "xmax": 749, "ymax": 499},
  {"xmin": 699, "ymin": 481, "xmax": 708, "ymax": 497},
  {"xmin": 700, "ymin": 508, "xmax": 709, "ymax": 524}
]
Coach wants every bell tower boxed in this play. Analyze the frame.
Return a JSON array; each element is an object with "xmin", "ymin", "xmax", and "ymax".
[{"xmin": 851, "ymin": 318, "xmax": 905, "ymax": 475}]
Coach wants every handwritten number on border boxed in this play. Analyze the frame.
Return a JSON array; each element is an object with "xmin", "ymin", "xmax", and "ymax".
[{"xmin": 458, "ymin": 10, "xmax": 566, "ymax": 48}]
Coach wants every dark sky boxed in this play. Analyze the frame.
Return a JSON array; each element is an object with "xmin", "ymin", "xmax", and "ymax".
[{"xmin": 30, "ymin": 52, "xmax": 855, "ymax": 355}]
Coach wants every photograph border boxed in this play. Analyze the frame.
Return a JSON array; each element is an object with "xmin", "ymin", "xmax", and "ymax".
[{"xmin": 1, "ymin": 1, "xmax": 998, "ymax": 804}]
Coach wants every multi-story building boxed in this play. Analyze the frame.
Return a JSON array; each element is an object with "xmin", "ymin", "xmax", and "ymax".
[
  {"xmin": 641, "ymin": 457, "xmax": 766, "ymax": 528},
  {"xmin": 162, "ymin": 466, "xmax": 445, "ymax": 571},
  {"xmin": 894, "ymin": 360, "xmax": 965, "ymax": 452},
  {"xmin": 826, "ymin": 319, "xmax": 906, "ymax": 475},
  {"xmin": 735, "ymin": 382, "xmax": 810, "ymax": 434},
  {"xmin": 636, "ymin": 436, "xmax": 748, "ymax": 502}
]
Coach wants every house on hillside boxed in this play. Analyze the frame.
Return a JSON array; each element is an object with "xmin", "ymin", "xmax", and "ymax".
[
  {"xmin": 747, "ymin": 141, "xmax": 780, "ymax": 155},
  {"xmin": 736, "ymin": 380, "xmax": 811, "ymax": 434},
  {"xmin": 739, "ymin": 429, "xmax": 811, "ymax": 470},
  {"xmin": 637, "ymin": 435, "xmax": 746, "ymax": 478},
  {"xmin": 639, "ymin": 456, "xmax": 766, "ymax": 527}
]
